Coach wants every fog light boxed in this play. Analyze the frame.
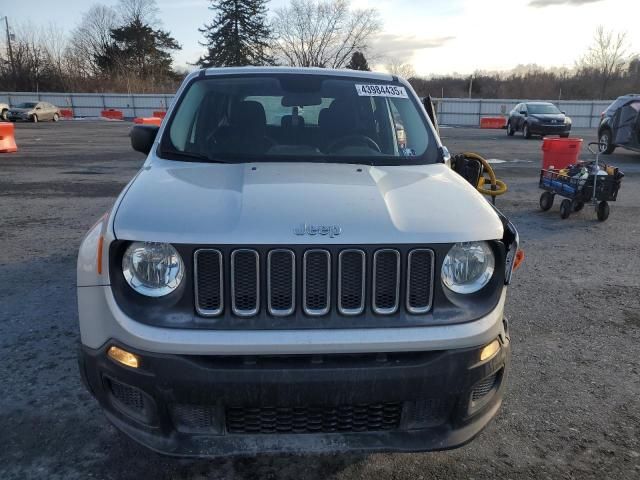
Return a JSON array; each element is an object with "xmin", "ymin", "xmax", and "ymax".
[
  {"xmin": 480, "ymin": 339, "xmax": 500, "ymax": 361},
  {"xmin": 108, "ymin": 346, "xmax": 140, "ymax": 368}
]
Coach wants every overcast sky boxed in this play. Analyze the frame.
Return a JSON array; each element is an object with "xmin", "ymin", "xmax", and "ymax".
[{"xmin": 3, "ymin": 0, "xmax": 639, "ymax": 76}]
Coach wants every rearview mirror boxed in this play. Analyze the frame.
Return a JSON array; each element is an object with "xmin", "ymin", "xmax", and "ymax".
[
  {"xmin": 130, "ymin": 125, "xmax": 159, "ymax": 154},
  {"xmin": 281, "ymin": 93, "xmax": 322, "ymax": 107}
]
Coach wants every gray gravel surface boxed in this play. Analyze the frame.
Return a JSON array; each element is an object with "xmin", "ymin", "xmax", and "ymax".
[{"xmin": 1, "ymin": 121, "xmax": 639, "ymax": 479}]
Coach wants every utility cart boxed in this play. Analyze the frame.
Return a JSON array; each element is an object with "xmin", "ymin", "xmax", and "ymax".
[{"xmin": 538, "ymin": 142, "xmax": 623, "ymax": 221}]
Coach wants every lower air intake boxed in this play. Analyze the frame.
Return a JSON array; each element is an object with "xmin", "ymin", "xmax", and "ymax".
[
  {"xmin": 171, "ymin": 404, "xmax": 220, "ymax": 433},
  {"xmin": 107, "ymin": 378, "xmax": 144, "ymax": 411},
  {"xmin": 472, "ymin": 372, "xmax": 499, "ymax": 401},
  {"xmin": 226, "ymin": 402, "xmax": 402, "ymax": 434}
]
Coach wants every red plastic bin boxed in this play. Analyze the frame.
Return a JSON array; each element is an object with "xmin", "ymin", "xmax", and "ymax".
[{"xmin": 541, "ymin": 137, "xmax": 583, "ymax": 170}]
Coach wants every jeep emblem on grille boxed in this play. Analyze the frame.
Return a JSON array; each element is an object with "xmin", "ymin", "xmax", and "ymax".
[{"xmin": 294, "ymin": 223, "xmax": 342, "ymax": 238}]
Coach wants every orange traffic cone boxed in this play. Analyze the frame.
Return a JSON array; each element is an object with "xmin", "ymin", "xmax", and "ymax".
[{"xmin": 0, "ymin": 122, "xmax": 17, "ymax": 153}]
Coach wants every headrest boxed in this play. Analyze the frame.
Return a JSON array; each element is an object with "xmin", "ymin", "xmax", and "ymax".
[
  {"xmin": 231, "ymin": 101, "xmax": 266, "ymax": 132},
  {"xmin": 281, "ymin": 114, "xmax": 305, "ymax": 128}
]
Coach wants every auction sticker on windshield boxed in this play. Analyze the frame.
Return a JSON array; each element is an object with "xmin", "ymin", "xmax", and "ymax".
[{"xmin": 355, "ymin": 84, "xmax": 408, "ymax": 98}]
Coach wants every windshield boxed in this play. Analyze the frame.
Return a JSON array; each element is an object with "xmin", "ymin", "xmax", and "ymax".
[
  {"xmin": 528, "ymin": 103, "xmax": 561, "ymax": 114},
  {"xmin": 161, "ymin": 74, "xmax": 436, "ymax": 164},
  {"xmin": 15, "ymin": 102, "xmax": 37, "ymax": 109}
]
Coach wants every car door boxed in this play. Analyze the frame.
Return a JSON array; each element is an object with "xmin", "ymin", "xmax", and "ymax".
[
  {"xmin": 508, "ymin": 104, "xmax": 518, "ymax": 127},
  {"xmin": 45, "ymin": 103, "xmax": 55, "ymax": 120},
  {"xmin": 631, "ymin": 101, "xmax": 640, "ymax": 149},
  {"xmin": 34, "ymin": 103, "xmax": 46, "ymax": 121},
  {"xmin": 518, "ymin": 104, "xmax": 528, "ymax": 129},
  {"xmin": 613, "ymin": 101, "xmax": 640, "ymax": 147}
]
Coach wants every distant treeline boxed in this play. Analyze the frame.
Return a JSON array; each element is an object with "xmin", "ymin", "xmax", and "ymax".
[
  {"xmin": 2, "ymin": 66, "xmax": 637, "ymax": 101},
  {"xmin": 411, "ymin": 63, "xmax": 640, "ymax": 100}
]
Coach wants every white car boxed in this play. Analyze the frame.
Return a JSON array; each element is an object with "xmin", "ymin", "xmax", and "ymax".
[
  {"xmin": 0, "ymin": 103, "xmax": 9, "ymax": 121},
  {"xmin": 77, "ymin": 67, "xmax": 519, "ymax": 456}
]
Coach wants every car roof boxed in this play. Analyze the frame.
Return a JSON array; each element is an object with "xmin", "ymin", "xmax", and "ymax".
[
  {"xmin": 524, "ymin": 101, "xmax": 555, "ymax": 105},
  {"xmin": 202, "ymin": 66, "xmax": 395, "ymax": 81},
  {"xmin": 617, "ymin": 94, "xmax": 640, "ymax": 103}
]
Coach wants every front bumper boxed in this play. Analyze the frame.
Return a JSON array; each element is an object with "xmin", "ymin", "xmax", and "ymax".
[
  {"xmin": 78, "ymin": 329, "xmax": 510, "ymax": 457},
  {"xmin": 529, "ymin": 123, "xmax": 571, "ymax": 135},
  {"xmin": 8, "ymin": 114, "xmax": 30, "ymax": 121}
]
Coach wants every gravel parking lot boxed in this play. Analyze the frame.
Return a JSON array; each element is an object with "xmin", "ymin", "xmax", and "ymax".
[{"xmin": 1, "ymin": 121, "xmax": 639, "ymax": 479}]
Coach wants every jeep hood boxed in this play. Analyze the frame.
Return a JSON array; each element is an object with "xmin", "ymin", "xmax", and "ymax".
[{"xmin": 113, "ymin": 160, "xmax": 503, "ymax": 244}]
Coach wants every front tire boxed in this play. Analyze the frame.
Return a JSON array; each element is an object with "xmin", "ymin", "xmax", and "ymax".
[
  {"xmin": 523, "ymin": 123, "xmax": 531, "ymax": 139},
  {"xmin": 507, "ymin": 121, "xmax": 515, "ymax": 136},
  {"xmin": 572, "ymin": 200, "xmax": 584, "ymax": 212},
  {"xmin": 597, "ymin": 201, "xmax": 610, "ymax": 221},
  {"xmin": 31, "ymin": 114, "xmax": 38, "ymax": 123},
  {"xmin": 540, "ymin": 191, "xmax": 554, "ymax": 211},
  {"xmin": 560, "ymin": 199, "xmax": 572, "ymax": 219},
  {"xmin": 0, "ymin": 109, "xmax": 7, "ymax": 121},
  {"xmin": 598, "ymin": 130, "xmax": 615, "ymax": 154}
]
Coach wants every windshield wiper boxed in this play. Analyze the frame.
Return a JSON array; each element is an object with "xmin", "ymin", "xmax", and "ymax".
[{"xmin": 160, "ymin": 149, "xmax": 227, "ymax": 163}]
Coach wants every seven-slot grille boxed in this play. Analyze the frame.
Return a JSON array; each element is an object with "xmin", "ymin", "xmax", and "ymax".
[{"xmin": 194, "ymin": 247, "xmax": 434, "ymax": 318}]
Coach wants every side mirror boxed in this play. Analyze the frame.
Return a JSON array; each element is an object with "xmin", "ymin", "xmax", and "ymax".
[
  {"xmin": 519, "ymin": 110, "xmax": 527, "ymax": 116},
  {"xmin": 130, "ymin": 125, "xmax": 159, "ymax": 154},
  {"xmin": 36, "ymin": 106, "xmax": 42, "ymax": 110},
  {"xmin": 422, "ymin": 95, "xmax": 439, "ymax": 135},
  {"xmin": 561, "ymin": 111, "xmax": 566, "ymax": 115}
]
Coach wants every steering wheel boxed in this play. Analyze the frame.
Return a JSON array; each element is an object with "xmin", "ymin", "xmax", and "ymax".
[
  {"xmin": 263, "ymin": 135, "xmax": 277, "ymax": 150},
  {"xmin": 206, "ymin": 131, "xmax": 277, "ymax": 153},
  {"xmin": 326, "ymin": 134, "xmax": 382, "ymax": 154}
]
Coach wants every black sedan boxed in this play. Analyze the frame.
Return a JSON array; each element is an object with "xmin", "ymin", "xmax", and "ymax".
[{"xmin": 507, "ymin": 102, "xmax": 571, "ymax": 139}]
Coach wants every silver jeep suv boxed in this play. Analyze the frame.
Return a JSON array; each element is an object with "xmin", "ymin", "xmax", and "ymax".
[{"xmin": 77, "ymin": 67, "xmax": 518, "ymax": 457}]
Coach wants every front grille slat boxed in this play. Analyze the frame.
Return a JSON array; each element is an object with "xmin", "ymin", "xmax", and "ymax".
[
  {"xmin": 303, "ymin": 250, "xmax": 331, "ymax": 316},
  {"xmin": 407, "ymin": 249, "xmax": 435, "ymax": 314},
  {"xmin": 194, "ymin": 249, "xmax": 223, "ymax": 316},
  {"xmin": 373, "ymin": 249, "xmax": 400, "ymax": 314},
  {"xmin": 338, "ymin": 249, "xmax": 365, "ymax": 315},
  {"xmin": 226, "ymin": 402, "xmax": 402, "ymax": 434},
  {"xmin": 268, "ymin": 249, "xmax": 295, "ymax": 316},
  {"xmin": 231, "ymin": 249, "xmax": 259, "ymax": 316},
  {"xmin": 195, "ymin": 246, "xmax": 433, "ymax": 318}
]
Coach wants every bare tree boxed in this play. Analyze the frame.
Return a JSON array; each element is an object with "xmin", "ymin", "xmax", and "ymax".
[
  {"xmin": 386, "ymin": 59, "xmax": 415, "ymax": 79},
  {"xmin": 41, "ymin": 24, "xmax": 68, "ymax": 84},
  {"xmin": 271, "ymin": 0, "xmax": 380, "ymax": 69},
  {"xmin": 68, "ymin": 4, "xmax": 119, "ymax": 76},
  {"xmin": 4, "ymin": 23, "xmax": 48, "ymax": 91},
  {"xmin": 117, "ymin": 0, "xmax": 160, "ymax": 26},
  {"xmin": 577, "ymin": 26, "xmax": 629, "ymax": 99}
]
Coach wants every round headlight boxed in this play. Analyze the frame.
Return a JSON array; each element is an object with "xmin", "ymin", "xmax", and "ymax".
[
  {"xmin": 441, "ymin": 241, "xmax": 495, "ymax": 294},
  {"xmin": 122, "ymin": 242, "xmax": 184, "ymax": 297}
]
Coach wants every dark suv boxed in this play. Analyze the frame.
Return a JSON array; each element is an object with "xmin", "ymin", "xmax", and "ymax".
[
  {"xmin": 597, "ymin": 94, "xmax": 640, "ymax": 154},
  {"xmin": 507, "ymin": 102, "xmax": 571, "ymax": 139}
]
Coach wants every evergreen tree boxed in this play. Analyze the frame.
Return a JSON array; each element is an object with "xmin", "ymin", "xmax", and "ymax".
[
  {"xmin": 196, "ymin": 0, "xmax": 273, "ymax": 67},
  {"xmin": 346, "ymin": 51, "xmax": 370, "ymax": 71},
  {"xmin": 98, "ymin": 18, "xmax": 180, "ymax": 78}
]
